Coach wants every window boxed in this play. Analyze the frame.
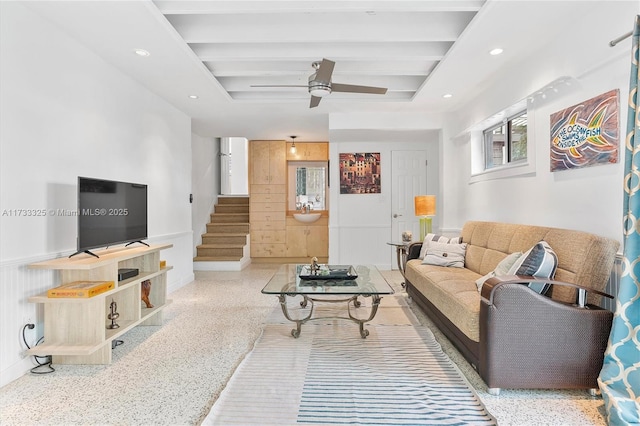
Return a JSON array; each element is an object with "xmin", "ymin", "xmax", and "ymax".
[{"xmin": 484, "ymin": 111, "xmax": 527, "ymax": 169}]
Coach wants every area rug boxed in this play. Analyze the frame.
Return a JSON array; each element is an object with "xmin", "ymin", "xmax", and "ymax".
[{"xmin": 202, "ymin": 296, "xmax": 496, "ymax": 425}]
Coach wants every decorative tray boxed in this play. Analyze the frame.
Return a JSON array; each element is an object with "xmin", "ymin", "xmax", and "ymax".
[{"xmin": 297, "ymin": 264, "xmax": 358, "ymax": 280}]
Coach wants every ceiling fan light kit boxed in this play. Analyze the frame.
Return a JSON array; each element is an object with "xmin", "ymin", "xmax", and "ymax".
[
  {"xmin": 309, "ymin": 82, "xmax": 331, "ymax": 98},
  {"xmin": 251, "ymin": 58, "xmax": 387, "ymax": 108}
]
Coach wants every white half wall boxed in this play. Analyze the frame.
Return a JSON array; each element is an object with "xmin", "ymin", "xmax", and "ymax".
[
  {"xmin": 0, "ymin": 3, "xmax": 194, "ymax": 387},
  {"xmin": 191, "ymin": 134, "xmax": 219, "ymax": 254}
]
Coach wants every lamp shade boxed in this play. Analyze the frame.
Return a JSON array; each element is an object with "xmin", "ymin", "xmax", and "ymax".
[{"xmin": 414, "ymin": 195, "xmax": 436, "ymax": 216}]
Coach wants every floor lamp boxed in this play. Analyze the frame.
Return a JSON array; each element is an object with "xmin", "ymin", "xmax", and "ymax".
[{"xmin": 414, "ymin": 195, "xmax": 436, "ymax": 241}]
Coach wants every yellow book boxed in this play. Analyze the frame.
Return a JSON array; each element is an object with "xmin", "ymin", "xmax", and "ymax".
[{"xmin": 47, "ymin": 280, "xmax": 115, "ymax": 298}]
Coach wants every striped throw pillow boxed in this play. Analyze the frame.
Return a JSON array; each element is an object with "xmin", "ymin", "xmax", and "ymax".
[
  {"xmin": 507, "ymin": 241, "xmax": 558, "ymax": 294},
  {"xmin": 418, "ymin": 233, "xmax": 463, "ymax": 260}
]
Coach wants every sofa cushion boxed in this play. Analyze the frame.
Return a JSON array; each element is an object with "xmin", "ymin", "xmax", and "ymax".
[
  {"xmin": 418, "ymin": 233, "xmax": 462, "ymax": 259},
  {"xmin": 507, "ymin": 241, "xmax": 558, "ymax": 294},
  {"xmin": 459, "ymin": 221, "xmax": 620, "ymax": 304},
  {"xmin": 422, "ymin": 242, "xmax": 467, "ymax": 268},
  {"xmin": 405, "ymin": 259, "xmax": 482, "ymax": 342},
  {"xmin": 462, "ymin": 222, "xmax": 548, "ymax": 276},
  {"xmin": 475, "ymin": 251, "xmax": 523, "ymax": 291}
]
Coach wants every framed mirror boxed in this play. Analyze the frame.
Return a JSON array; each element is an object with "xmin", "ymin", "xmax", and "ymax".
[{"xmin": 288, "ymin": 161, "xmax": 328, "ymax": 211}]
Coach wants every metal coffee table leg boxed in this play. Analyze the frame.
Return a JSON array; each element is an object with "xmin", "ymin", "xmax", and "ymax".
[
  {"xmin": 278, "ymin": 294, "xmax": 313, "ymax": 338},
  {"xmin": 277, "ymin": 293, "xmax": 383, "ymax": 338},
  {"xmin": 348, "ymin": 294, "xmax": 381, "ymax": 338}
]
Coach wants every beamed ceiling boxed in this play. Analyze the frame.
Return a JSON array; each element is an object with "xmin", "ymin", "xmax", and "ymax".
[{"xmin": 20, "ymin": 1, "xmax": 638, "ymax": 140}]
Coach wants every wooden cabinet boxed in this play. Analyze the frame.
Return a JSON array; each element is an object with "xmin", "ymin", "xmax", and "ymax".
[
  {"xmin": 250, "ymin": 191, "xmax": 286, "ymax": 214},
  {"xmin": 250, "ymin": 140, "xmax": 329, "ymax": 262},
  {"xmin": 286, "ymin": 217, "xmax": 328, "ymax": 259},
  {"xmin": 286, "ymin": 142, "xmax": 328, "ymax": 161},
  {"xmin": 251, "ymin": 140, "xmax": 286, "ymax": 184},
  {"xmin": 249, "ymin": 141, "xmax": 287, "ymax": 258},
  {"xmin": 27, "ymin": 244, "xmax": 172, "ymax": 365}
]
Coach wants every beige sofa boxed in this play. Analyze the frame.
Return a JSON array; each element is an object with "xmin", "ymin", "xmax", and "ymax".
[{"xmin": 404, "ymin": 221, "xmax": 620, "ymax": 394}]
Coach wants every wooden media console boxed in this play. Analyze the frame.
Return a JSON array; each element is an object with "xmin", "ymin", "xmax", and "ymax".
[{"xmin": 27, "ymin": 244, "xmax": 172, "ymax": 364}]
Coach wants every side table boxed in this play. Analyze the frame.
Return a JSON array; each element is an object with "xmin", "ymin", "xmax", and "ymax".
[{"xmin": 386, "ymin": 241, "xmax": 410, "ymax": 287}]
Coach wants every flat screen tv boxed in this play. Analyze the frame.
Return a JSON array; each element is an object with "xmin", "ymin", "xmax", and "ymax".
[{"xmin": 73, "ymin": 177, "xmax": 148, "ymax": 258}]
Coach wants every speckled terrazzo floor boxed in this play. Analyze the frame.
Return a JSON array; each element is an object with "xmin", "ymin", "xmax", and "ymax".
[{"xmin": 0, "ymin": 265, "xmax": 607, "ymax": 425}]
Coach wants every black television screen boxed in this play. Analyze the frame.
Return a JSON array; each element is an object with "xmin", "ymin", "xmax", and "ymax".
[{"xmin": 76, "ymin": 177, "xmax": 148, "ymax": 255}]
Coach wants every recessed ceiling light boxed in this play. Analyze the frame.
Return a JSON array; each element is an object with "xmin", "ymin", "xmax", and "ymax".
[
  {"xmin": 134, "ymin": 49, "xmax": 150, "ymax": 57},
  {"xmin": 443, "ymin": 94, "xmax": 453, "ymax": 98},
  {"xmin": 188, "ymin": 95, "xmax": 199, "ymax": 99},
  {"xmin": 489, "ymin": 48, "xmax": 503, "ymax": 56}
]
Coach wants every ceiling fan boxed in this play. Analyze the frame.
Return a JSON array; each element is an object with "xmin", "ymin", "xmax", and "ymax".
[{"xmin": 251, "ymin": 58, "xmax": 388, "ymax": 108}]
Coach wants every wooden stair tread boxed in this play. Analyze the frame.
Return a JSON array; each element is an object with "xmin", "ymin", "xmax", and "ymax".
[
  {"xmin": 197, "ymin": 244, "xmax": 245, "ymax": 249},
  {"xmin": 193, "ymin": 256, "xmax": 243, "ymax": 261},
  {"xmin": 212, "ymin": 212, "xmax": 248, "ymax": 215},
  {"xmin": 208, "ymin": 222, "xmax": 249, "ymax": 225},
  {"xmin": 202, "ymin": 232, "xmax": 247, "ymax": 237}
]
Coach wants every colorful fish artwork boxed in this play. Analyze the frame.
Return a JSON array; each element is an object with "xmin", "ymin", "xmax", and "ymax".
[{"xmin": 550, "ymin": 90, "xmax": 619, "ymax": 171}]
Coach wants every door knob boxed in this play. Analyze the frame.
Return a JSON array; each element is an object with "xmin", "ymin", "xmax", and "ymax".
[{"xmin": 393, "ymin": 213, "xmax": 402, "ymax": 218}]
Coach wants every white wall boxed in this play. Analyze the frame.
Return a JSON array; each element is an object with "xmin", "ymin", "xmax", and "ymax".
[
  {"xmin": 229, "ymin": 137, "xmax": 249, "ymax": 195},
  {"xmin": 439, "ymin": 3, "xmax": 634, "ymax": 245},
  {"xmin": 328, "ymin": 133, "xmax": 440, "ymax": 269},
  {"xmin": 0, "ymin": 3, "xmax": 194, "ymax": 387},
  {"xmin": 191, "ymin": 134, "xmax": 219, "ymax": 253}
]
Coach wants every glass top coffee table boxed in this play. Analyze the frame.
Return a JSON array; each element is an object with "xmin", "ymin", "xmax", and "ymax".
[{"xmin": 262, "ymin": 264, "xmax": 394, "ymax": 338}]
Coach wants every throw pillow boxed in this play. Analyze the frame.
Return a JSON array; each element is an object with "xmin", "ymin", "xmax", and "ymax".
[
  {"xmin": 422, "ymin": 241, "xmax": 467, "ymax": 268},
  {"xmin": 475, "ymin": 251, "xmax": 523, "ymax": 292},
  {"xmin": 507, "ymin": 241, "xmax": 558, "ymax": 294},
  {"xmin": 418, "ymin": 233, "xmax": 463, "ymax": 260}
]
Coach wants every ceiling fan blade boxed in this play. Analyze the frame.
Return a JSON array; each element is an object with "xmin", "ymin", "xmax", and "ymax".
[
  {"xmin": 310, "ymin": 96, "xmax": 322, "ymax": 108},
  {"xmin": 250, "ymin": 85, "xmax": 308, "ymax": 88},
  {"xmin": 314, "ymin": 59, "xmax": 335, "ymax": 83},
  {"xmin": 331, "ymin": 83, "xmax": 388, "ymax": 95}
]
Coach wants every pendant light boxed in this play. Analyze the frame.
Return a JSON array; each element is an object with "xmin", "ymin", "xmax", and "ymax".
[{"xmin": 290, "ymin": 135, "xmax": 297, "ymax": 154}]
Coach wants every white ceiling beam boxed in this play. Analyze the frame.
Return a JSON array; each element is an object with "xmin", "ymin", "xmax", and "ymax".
[
  {"xmin": 219, "ymin": 75, "xmax": 425, "ymax": 91},
  {"xmin": 154, "ymin": 1, "xmax": 485, "ymax": 15},
  {"xmin": 165, "ymin": 12, "xmax": 474, "ymax": 43},
  {"xmin": 190, "ymin": 41, "xmax": 451, "ymax": 61},
  {"xmin": 206, "ymin": 60, "xmax": 436, "ymax": 76},
  {"xmin": 229, "ymin": 91, "xmax": 413, "ymax": 101}
]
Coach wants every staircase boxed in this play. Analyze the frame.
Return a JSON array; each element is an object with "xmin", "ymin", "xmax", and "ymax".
[{"xmin": 194, "ymin": 196, "xmax": 250, "ymax": 270}]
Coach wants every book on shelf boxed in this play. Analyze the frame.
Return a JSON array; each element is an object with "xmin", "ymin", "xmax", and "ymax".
[{"xmin": 47, "ymin": 280, "xmax": 115, "ymax": 298}]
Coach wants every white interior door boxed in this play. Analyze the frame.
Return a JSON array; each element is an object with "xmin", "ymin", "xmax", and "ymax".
[{"xmin": 391, "ymin": 150, "xmax": 427, "ymax": 267}]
